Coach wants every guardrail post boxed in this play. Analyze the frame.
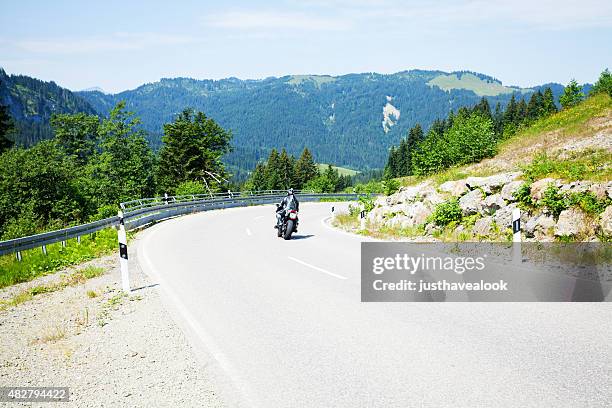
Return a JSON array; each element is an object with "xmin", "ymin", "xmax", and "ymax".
[
  {"xmin": 117, "ymin": 210, "xmax": 131, "ymax": 293},
  {"xmin": 512, "ymin": 208, "xmax": 521, "ymax": 264}
]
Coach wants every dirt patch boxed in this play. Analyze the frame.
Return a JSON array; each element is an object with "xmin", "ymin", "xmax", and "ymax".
[{"xmin": 0, "ymin": 246, "xmax": 224, "ymax": 407}]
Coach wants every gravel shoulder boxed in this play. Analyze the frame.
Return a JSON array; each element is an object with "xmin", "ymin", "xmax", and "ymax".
[{"xmin": 0, "ymin": 234, "xmax": 225, "ymax": 407}]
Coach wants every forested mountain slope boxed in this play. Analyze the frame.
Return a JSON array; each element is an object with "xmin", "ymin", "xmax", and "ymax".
[
  {"xmin": 78, "ymin": 70, "xmax": 564, "ymax": 171},
  {"xmin": 0, "ymin": 69, "xmax": 97, "ymax": 146}
]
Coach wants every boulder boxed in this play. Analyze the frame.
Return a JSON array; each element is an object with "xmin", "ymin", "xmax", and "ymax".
[
  {"xmin": 530, "ymin": 178, "xmax": 561, "ymax": 202},
  {"xmin": 492, "ymin": 203, "xmax": 527, "ymax": 229},
  {"xmin": 524, "ymin": 214, "xmax": 555, "ymax": 238},
  {"xmin": 482, "ymin": 193, "xmax": 505, "ymax": 215},
  {"xmin": 385, "ymin": 214, "xmax": 412, "ymax": 229},
  {"xmin": 554, "ymin": 208, "xmax": 588, "ymax": 237},
  {"xmin": 560, "ymin": 181, "xmax": 591, "ymax": 194},
  {"xmin": 473, "ymin": 216, "xmax": 493, "ymax": 236},
  {"xmin": 405, "ymin": 201, "xmax": 432, "ymax": 226},
  {"xmin": 500, "ymin": 181, "xmax": 525, "ymax": 201},
  {"xmin": 588, "ymin": 182, "xmax": 612, "ymax": 200},
  {"xmin": 388, "ymin": 181, "xmax": 434, "ymax": 205},
  {"xmin": 465, "ymin": 172, "xmax": 521, "ymax": 192},
  {"xmin": 458, "ymin": 189, "xmax": 485, "ymax": 215},
  {"xmin": 439, "ymin": 180, "xmax": 469, "ymax": 197},
  {"xmin": 601, "ymin": 206, "xmax": 612, "ymax": 236}
]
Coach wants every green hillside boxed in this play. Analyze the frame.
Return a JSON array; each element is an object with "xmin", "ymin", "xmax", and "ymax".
[{"xmin": 427, "ymin": 72, "xmax": 532, "ymax": 97}]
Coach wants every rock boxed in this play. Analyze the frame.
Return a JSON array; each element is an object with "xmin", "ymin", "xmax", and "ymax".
[
  {"xmin": 465, "ymin": 172, "xmax": 521, "ymax": 192},
  {"xmin": 458, "ymin": 189, "xmax": 485, "ymax": 215},
  {"xmin": 554, "ymin": 208, "xmax": 588, "ymax": 237},
  {"xmin": 387, "ymin": 181, "xmax": 434, "ymax": 205},
  {"xmin": 560, "ymin": 181, "xmax": 591, "ymax": 194},
  {"xmin": 530, "ymin": 178, "xmax": 561, "ymax": 202},
  {"xmin": 482, "ymin": 193, "xmax": 505, "ymax": 215},
  {"xmin": 384, "ymin": 202, "xmax": 432, "ymax": 228},
  {"xmin": 385, "ymin": 214, "xmax": 412, "ymax": 229},
  {"xmin": 500, "ymin": 181, "xmax": 525, "ymax": 201},
  {"xmin": 421, "ymin": 190, "xmax": 446, "ymax": 207},
  {"xmin": 405, "ymin": 201, "xmax": 432, "ymax": 226},
  {"xmin": 473, "ymin": 216, "xmax": 493, "ymax": 236},
  {"xmin": 601, "ymin": 206, "xmax": 612, "ymax": 236},
  {"xmin": 439, "ymin": 180, "xmax": 469, "ymax": 197},
  {"xmin": 524, "ymin": 214, "xmax": 555, "ymax": 238},
  {"xmin": 493, "ymin": 203, "xmax": 527, "ymax": 229},
  {"xmin": 588, "ymin": 182, "xmax": 612, "ymax": 200},
  {"xmin": 424, "ymin": 223, "xmax": 439, "ymax": 235}
]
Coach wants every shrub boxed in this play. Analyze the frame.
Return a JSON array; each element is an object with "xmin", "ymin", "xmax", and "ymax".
[
  {"xmin": 540, "ymin": 185, "xmax": 567, "ymax": 218},
  {"xmin": 358, "ymin": 196, "xmax": 375, "ymax": 213},
  {"xmin": 382, "ymin": 178, "xmax": 400, "ymax": 196},
  {"xmin": 175, "ymin": 180, "xmax": 206, "ymax": 196},
  {"xmin": 430, "ymin": 199, "xmax": 462, "ymax": 226},
  {"xmin": 514, "ymin": 183, "xmax": 534, "ymax": 209},
  {"xmin": 567, "ymin": 192, "xmax": 611, "ymax": 215}
]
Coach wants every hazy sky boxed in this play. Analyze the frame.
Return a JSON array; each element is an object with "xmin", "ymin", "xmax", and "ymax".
[{"xmin": 1, "ymin": 0, "xmax": 611, "ymax": 93}]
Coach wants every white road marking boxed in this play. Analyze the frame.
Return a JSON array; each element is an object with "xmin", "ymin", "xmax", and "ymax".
[
  {"xmin": 287, "ymin": 256, "xmax": 348, "ymax": 280},
  {"xmin": 246, "ymin": 228, "xmax": 252, "ymax": 236}
]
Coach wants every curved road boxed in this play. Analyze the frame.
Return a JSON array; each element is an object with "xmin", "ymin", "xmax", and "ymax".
[{"xmin": 137, "ymin": 202, "xmax": 611, "ymax": 407}]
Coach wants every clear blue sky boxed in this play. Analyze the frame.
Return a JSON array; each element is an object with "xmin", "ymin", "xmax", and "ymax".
[{"xmin": 1, "ymin": 0, "xmax": 610, "ymax": 93}]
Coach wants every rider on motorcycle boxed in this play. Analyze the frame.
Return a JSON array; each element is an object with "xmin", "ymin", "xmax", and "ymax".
[{"xmin": 275, "ymin": 188, "xmax": 299, "ymax": 230}]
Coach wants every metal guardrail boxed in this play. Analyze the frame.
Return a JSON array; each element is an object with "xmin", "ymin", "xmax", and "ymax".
[{"xmin": 0, "ymin": 191, "xmax": 364, "ymax": 257}]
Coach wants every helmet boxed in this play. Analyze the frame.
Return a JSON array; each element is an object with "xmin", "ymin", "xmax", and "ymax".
[{"xmin": 287, "ymin": 188, "xmax": 294, "ymax": 195}]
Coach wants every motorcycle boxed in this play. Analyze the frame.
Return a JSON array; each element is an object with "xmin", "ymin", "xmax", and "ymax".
[{"xmin": 276, "ymin": 205, "xmax": 299, "ymax": 240}]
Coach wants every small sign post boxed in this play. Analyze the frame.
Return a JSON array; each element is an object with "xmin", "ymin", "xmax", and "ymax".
[
  {"xmin": 360, "ymin": 210, "xmax": 366, "ymax": 230},
  {"xmin": 118, "ymin": 210, "xmax": 130, "ymax": 293}
]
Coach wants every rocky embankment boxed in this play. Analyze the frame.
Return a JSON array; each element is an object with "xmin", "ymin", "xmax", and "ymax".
[{"xmin": 367, "ymin": 172, "xmax": 612, "ymax": 241}]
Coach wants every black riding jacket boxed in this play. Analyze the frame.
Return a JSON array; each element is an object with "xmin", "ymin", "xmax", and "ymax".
[{"xmin": 277, "ymin": 194, "xmax": 299, "ymax": 212}]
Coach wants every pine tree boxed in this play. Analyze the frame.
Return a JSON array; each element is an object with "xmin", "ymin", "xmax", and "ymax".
[
  {"xmin": 516, "ymin": 98, "xmax": 527, "ymax": 125},
  {"xmin": 541, "ymin": 87, "xmax": 557, "ymax": 115},
  {"xmin": 504, "ymin": 94, "xmax": 517, "ymax": 126},
  {"xmin": 473, "ymin": 97, "xmax": 492, "ymax": 121},
  {"xmin": 590, "ymin": 68, "xmax": 612, "ymax": 97},
  {"xmin": 294, "ymin": 148, "xmax": 318, "ymax": 188},
  {"xmin": 526, "ymin": 91, "xmax": 544, "ymax": 121},
  {"xmin": 264, "ymin": 149, "xmax": 281, "ymax": 190},
  {"xmin": 50, "ymin": 112, "xmax": 99, "ymax": 164},
  {"xmin": 278, "ymin": 148, "xmax": 294, "ymax": 189},
  {"xmin": 249, "ymin": 162, "xmax": 267, "ymax": 191},
  {"xmin": 493, "ymin": 102, "xmax": 503, "ymax": 136},
  {"xmin": 157, "ymin": 108, "xmax": 232, "ymax": 193},
  {"xmin": 559, "ymin": 79, "xmax": 585, "ymax": 109},
  {"xmin": 0, "ymin": 104, "xmax": 14, "ymax": 153}
]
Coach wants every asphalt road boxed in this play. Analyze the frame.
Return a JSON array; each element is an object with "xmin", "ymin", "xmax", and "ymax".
[{"xmin": 137, "ymin": 202, "xmax": 612, "ymax": 408}]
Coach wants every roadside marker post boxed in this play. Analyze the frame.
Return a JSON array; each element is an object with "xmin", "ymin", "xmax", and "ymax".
[
  {"xmin": 512, "ymin": 208, "xmax": 521, "ymax": 264},
  {"xmin": 331, "ymin": 206, "xmax": 336, "ymax": 222},
  {"xmin": 117, "ymin": 210, "xmax": 131, "ymax": 293},
  {"xmin": 360, "ymin": 210, "xmax": 366, "ymax": 230}
]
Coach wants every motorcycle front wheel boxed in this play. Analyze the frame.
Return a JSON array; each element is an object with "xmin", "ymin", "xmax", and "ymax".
[{"xmin": 283, "ymin": 220, "xmax": 294, "ymax": 240}]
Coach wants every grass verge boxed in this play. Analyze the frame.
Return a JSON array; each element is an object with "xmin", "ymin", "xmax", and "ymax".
[
  {"xmin": 0, "ymin": 228, "xmax": 117, "ymax": 289},
  {"xmin": 0, "ymin": 266, "xmax": 105, "ymax": 312}
]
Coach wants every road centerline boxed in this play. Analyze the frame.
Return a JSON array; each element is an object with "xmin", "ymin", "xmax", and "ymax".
[{"xmin": 287, "ymin": 256, "xmax": 348, "ymax": 280}]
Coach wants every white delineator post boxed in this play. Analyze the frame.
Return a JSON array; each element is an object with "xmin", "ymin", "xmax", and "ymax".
[
  {"xmin": 512, "ymin": 208, "xmax": 521, "ymax": 264},
  {"xmin": 117, "ymin": 210, "xmax": 130, "ymax": 293},
  {"xmin": 331, "ymin": 206, "xmax": 336, "ymax": 222},
  {"xmin": 360, "ymin": 210, "xmax": 366, "ymax": 230}
]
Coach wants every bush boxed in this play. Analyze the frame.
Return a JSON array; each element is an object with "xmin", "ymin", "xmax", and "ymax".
[
  {"xmin": 358, "ymin": 196, "xmax": 375, "ymax": 213},
  {"xmin": 567, "ymin": 192, "xmax": 611, "ymax": 215},
  {"xmin": 382, "ymin": 178, "xmax": 400, "ymax": 196},
  {"xmin": 591, "ymin": 69, "xmax": 612, "ymax": 97},
  {"xmin": 430, "ymin": 199, "xmax": 462, "ymax": 226},
  {"xmin": 175, "ymin": 180, "xmax": 206, "ymax": 196},
  {"xmin": 514, "ymin": 183, "xmax": 534, "ymax": 209},
  {"xmin": 540, "ymin": 185, "xmax": 567, "ymax": 218}
]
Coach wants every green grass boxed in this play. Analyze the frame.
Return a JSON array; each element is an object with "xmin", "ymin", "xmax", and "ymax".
[
  {"xmin": 499, "ymin": 93, "xmax": 612, "ymax": 153},
  {"xmin": 521, "ymin": 149, "xmax": 611, "ymax": 182},
  {"xmin": 0, "ymin": 228, "xmax": 117, "ymax": 289},
  {"xmin": 0, "ymin": 265, "xmax": 106, "ymax": 312},
  {"xmin": 427, "ymin": 73, "xmax": 531, "ymax": 97},
  {"xmin": 317, "ymin": 163, "xmax": 360, "ymax": 176}
]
